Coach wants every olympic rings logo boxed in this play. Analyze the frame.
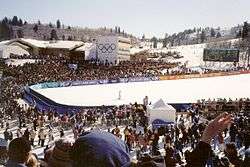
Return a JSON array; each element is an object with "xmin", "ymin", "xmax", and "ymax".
[{"xmin": 97, "ymin": 43, "xmax": 116, "ymax": 53}]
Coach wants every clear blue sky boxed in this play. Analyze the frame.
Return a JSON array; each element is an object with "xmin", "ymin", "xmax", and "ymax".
[{"xmin": 1, "ymin": 0, "xmax": 250, "ymax": 38}]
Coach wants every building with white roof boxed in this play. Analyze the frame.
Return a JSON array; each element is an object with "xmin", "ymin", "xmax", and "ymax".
[
  {"xmin": 2, "ymin": 38, "xmax": 92, "ymax": 62},
  {"xmin": 6, "ymin": 38, "xmax": 84, "ymax": 56},
  {"xmin": 0, "ymin": 40, "xmax": 30, "ymax": 59},
  {"xmin": 2, "ymin": 37, "xmax": 132, "ymax": 64}
]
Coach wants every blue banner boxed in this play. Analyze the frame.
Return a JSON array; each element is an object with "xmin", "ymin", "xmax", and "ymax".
[{"xmin": 29, "ymin": 76, "xmax": 159, "ymax": 90}]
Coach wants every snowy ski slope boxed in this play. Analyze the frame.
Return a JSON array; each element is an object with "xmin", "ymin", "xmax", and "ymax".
[{"xmin": 35, "ymin": 73, "xmax": 250, "ymax": 106}]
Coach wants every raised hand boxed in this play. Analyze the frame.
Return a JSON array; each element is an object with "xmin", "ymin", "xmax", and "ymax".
[{"xmin": 201, "ymin": 112, "xmax": 232, "ymax": 144}]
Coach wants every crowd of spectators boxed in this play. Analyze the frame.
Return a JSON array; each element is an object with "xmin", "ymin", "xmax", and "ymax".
[
  {"xmin": 3, "ymin": 59, "xmax": 179, "ymax": 84},
  {"xmin": 197, "ymin": 98, "xmax": 250, "ymax": 119},
  {"xmin": 1, "ymin": 59, "xmax": 178, "ymax": 120},
  {"xmin": 1, "ymin": 56, "xmax": 250, "ymax": 166},
  {"xmin": 9, "ymin": 54, "xmax": 68, "ymax": 61},
  {"xmin": 0, "ymin": 100, "xmax": 249, "ymax": 166},
  {"xmin": 1, "ymin": 57, "xmax": 248, "ymax": 119}
]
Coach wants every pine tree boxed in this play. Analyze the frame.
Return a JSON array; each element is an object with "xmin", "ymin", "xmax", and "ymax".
[
  {"xmin": 242, "ymin": 21, "xmax": 249, "ymax": 39},
  {"xmin": 210, "ymin": 28, "xmax": 216, "ymax": 37},
  {"xmin": 38, "ymin": 20, "xmax": 41, "ymax": 25},
  {"xmin": 18, "ymin": 19, "xmax": 23, "ymax": 26},
  {"xmin": 216, "ymin": 32, "xmax": 222, "ymax": 38},
  {"xmin": 33, "ymin": 24, "xmax": 38, "ymax": 33},
  {"xmin": 11, "ymin": 16, "xmax": 18, "ymax": 26},
  {"xmin": 2, "ymin": 17, "xmax": 9, "ymax": 24},
  {"xmin": 151, "ymin": 37, "xmax": 158, "ymax": 48},
  {"xmin": 0, "ymin": 21, "xmax": 13, "ymax": 40},
  {"xmin": 163, "ymin": 33, "xmax": 168, "ymax": 47},
  {"xmin": 68, "ymin": 36, "xmax": 72, "ymax": 40},
  {"xmin": 200, "ymin": 30, "xmax": 206, "ymax": 43},
  {"xmin": 56, "ymin": 19, "xmax": 61, "ymax": 29},
  {"xmin": 49, "ymin": 22, "xmax": 53, "ymax": 28},
  {"xmin": 50, "ymin": 29, "xmax": 58, "ymax": 40},
  {"xmin": 163, "ymin": 38, "xmax": 167, "ymax": 48},
  {"xmin": 118, "ymin": 27, "xmax": 121, "ymax": 34}
]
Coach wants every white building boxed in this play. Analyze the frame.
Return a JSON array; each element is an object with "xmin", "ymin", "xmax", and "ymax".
[
  {"xmin": 73, "ymin": 42, "xmax": 97, "ymax": 61},
  {"xmin": 0, "ymin": 40, "xmax": 30, "ymax": 59},
  {"xmin": 96, "ymin": 36, "xmax": 131, "ymax": 64}
]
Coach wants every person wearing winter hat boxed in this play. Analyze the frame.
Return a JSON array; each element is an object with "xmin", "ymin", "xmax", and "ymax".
[
  {"xmin": 6, "ymin": 137, "xmax": 31, "ymax": 167},
  {"xmin": 48, "ymin": 138, "xmax": 73, "ymax": 167},
  {"xmin": 71, "ymin": 130, "xmax": 131, "ymax": 167}
]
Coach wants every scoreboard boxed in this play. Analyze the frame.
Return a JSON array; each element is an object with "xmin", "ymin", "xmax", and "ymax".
[{"xmin": 203, "ymin": 49, "xmax": 239, "ymax": 62}]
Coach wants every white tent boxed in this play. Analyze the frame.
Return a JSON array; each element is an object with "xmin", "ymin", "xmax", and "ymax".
[{"xmin": 148, "ymin": 99, "xmax": 176, "ymax": 127}]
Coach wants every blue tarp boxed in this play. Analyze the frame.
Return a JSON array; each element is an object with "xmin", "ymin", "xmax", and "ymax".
[{"xmin": 170, "ymin": 103, "xmax": 192, "ymax": 112}]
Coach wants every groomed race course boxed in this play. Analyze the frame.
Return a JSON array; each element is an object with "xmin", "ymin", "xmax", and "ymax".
[{"xmin": 33, "ymin": 72, "xmax": 250, "ymax": 106}]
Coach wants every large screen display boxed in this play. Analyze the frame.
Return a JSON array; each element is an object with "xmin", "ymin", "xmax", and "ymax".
[{"xmin": 203, "ymin": 49, "xmax": 239, "ymax": 62}]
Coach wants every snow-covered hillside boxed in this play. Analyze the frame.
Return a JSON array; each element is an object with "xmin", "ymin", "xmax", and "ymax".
[
  {"xmin": 159, "ymin": 43, "xmax": 206, "ymax": 67},
  {"xmin": 132, "ymin": 39, "xmax": 241, "ymax": 68}
]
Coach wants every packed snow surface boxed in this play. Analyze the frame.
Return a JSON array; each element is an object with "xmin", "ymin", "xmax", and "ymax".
[{"xmin": 35, "ymin": 73, "xmax": 250, "ymax": 106}]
